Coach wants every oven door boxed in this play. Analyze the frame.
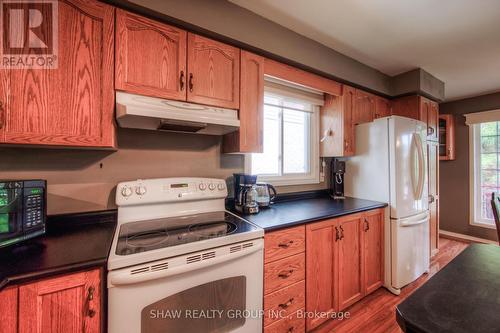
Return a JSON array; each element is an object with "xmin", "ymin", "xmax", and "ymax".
[
  {"xmin": 108, "ymin": 238, "xmax": 264, "ymax": 333},
  {"xmin": 0, "ymin": 187, "xmax": 24, "ymax": 247}
]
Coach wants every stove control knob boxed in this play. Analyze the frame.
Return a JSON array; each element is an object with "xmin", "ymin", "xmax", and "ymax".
[
  {"xmin": 208, "ymin": 183, "xmax": 216, "ymax": 191},
  {"xmin": 121, "ymin": 186, "xmax": 133, "ymax": 197},
  {"xmin": 199, "ymin": 183, "xmax": 207, "ymax": 191},
  {"xmin": 217, "ymin": 183, "xmax": 225, "ymax": 191},
  {"xmin": 135, "ymin": 186, "xmax": 147, "ymax": 196}
]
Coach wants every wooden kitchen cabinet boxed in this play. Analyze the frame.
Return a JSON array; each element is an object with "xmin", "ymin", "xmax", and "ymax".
[
  {"xmin": 305, "ymin": 218, "xmax": 338, "ymax": 331},
  {"xmin": 19, "ymin": 269, "xmax": 101, "ymax": 333},
  {"xmin": 439, "ymin": 114, "xmax": 455, "ymax": 160},
  {"xmin": 363, "ymin": 209, "xmax": 384, "ymax": 294},
  {"xmin": 115, "ymin": 9, "xmax": 187, "ymax": 101},
  {"xmin": 187, "ymin": 33, "xmax": 240, "ymax": 109},
  {"xmin": 420, "ymin": 97, "xmax": 439, "ymax": 142},
  {"xmin": 392, "ymin": 95, "xmax": 420, "ymax": 120},
  {"xmin": 320, "ymin": 86, "xmax": 355, "ymax": 157},
  {"xmin": 0, "ymin": 287, "xmax": 18, "ymax": 333},
  {"xmin": 223, "ymin": 51, "xmax": 264, "ymax": 153},
  {"xmin": 428, "ymin": 141, "xmax": 440, "ymax": 256},
  {"xmin": 352, "ymin": 89, "xmax": 375, "ymax": 125},
  {"xmin": 1, "ymin": 0, "xmax": 115, "ymax": 148},
  {"xmin": 374, "ymin": 96, "xmax": 392, "ymax": 119},
  {"xmin": 337, "ymin": 214, "xmax": 364, "ymax": 311}
]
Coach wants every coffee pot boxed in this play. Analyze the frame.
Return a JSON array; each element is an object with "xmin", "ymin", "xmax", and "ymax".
[{"xmin": 255, "ymin": 182, "xmax": 277, "ymax": 208}]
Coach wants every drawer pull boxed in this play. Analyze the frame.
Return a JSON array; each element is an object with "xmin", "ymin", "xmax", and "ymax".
[
  {"xmin": 88, "ymin": 309, "xmax": 96, "ymax": 318},
  {"xmin": 278, "ymin": 297, "xmax": 294, "ymax": 309},
  {"xmin": 179, "ymin": 71, "xmax": 185, "ymax": 91},
  {"xmin": 364, "ymin": 218, "xmax": 370, "ymax": 232},
  {"xmin": 278, "ymin": 240, "xmax": 294, "ymax": 249},
  {"xmin": 287, "ymin": 326, "xmax": 295, "ymax": 333},
  {"xmin": 278, "ymin": 269, "xmax": 294, "ymax": 279}
]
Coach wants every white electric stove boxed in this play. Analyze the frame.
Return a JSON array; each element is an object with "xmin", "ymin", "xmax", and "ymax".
[{"xmin": 107, "ymin": 177, "xmax": 264, "ymax": 333}]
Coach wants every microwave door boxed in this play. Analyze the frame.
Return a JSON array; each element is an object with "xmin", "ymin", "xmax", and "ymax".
[{"xmin": 0, "ymin": 188, "xmax": 24, "ymax": 246}]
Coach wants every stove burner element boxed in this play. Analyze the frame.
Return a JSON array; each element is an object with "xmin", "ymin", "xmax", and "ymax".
[
  {"xmin": 188, "ymin": 221, "xmax": 237, "ymax": 239},
  {"xmin": 126, "ymin": 230, "xmax": 168, "ymax": 247}
]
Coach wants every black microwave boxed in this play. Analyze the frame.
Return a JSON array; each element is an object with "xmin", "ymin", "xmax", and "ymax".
[{"xmin": 0, "ymin": 180, "xmax": 46, "ymax": 248}]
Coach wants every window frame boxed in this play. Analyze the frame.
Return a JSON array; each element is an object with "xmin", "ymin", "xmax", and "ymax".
[
  {"xmin": 469, "ymin": 123, "xmax": 498, "ymax": 229},
  {"xmin": 244, "ymin": 92, "xmax": 320, "ymax": 187}
]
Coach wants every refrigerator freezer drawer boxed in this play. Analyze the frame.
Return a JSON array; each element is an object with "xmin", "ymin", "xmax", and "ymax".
[{"xmin": 391, "ymin": 212, "xmax": 430, "ymax": 289}]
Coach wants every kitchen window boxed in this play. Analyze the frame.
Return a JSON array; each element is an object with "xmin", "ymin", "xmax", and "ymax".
[
  {"xmin": 246, "ymin": 80, "xmax": 322, "ymax": 186},
  {"xmin": 467, "ymin": 110, "xmax": 500, "ymax": 228}
]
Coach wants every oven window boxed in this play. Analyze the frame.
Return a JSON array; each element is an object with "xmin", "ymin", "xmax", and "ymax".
[{"xmin": 141, "ymin": 276, "xmax": 246, "ymax": 333}]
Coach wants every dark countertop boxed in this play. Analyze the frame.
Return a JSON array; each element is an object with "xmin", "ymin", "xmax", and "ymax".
[
  {"xmin": 230, "ymin": 192, "xmax": 387, "ymax": 231},
  {"xmin": 0, "ymin": 210, "xmax": 116, "ymax": 290},
  {"xmin": 396, "ymin": 244, "xmax": 500, "ymax": 333}
]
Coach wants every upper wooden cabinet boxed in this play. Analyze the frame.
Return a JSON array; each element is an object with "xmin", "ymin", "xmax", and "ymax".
[
  {"xmin": 439, "ymin": 114, "xmax": 455, "ymax": 160},
  {"xmin": 374, "ymin": 96, "xmax": 392, "ymax": 119},
  {"xmin": 352, "ymin": 89, "xmax": 375, "ymax": 125},
  {"xmin": 19, "ymin": 269, "xmax": 101, "ymax": 333},
  {"xmin": 223, "ymin": 51, "xmax": 263, "ymax": 153},
  {"xmin": 115, "ymin": 9, "xmax": 187, "ymax": 101},
  {"xmin": 187, "ymin": 33, "xmax": 240, "ymax": 109},
  {"xmin": 420, "ymin": 97, "xmax": 439, "ymax": 142},
  {"xmin": 1, "ymin": 0, "xmax": 115, "ymax": 148},
  {"xmin": 392, "ymin": 95, "xmax": 420, "ymax": 120},
  {"xmin": 320, "ymin": 86, "xmax": 355, "ymax": 157}
]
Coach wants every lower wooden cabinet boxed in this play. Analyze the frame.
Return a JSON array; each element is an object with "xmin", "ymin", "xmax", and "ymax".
[
  {"xmin": 305, "ymin": 208, "xmax": 384, "ymax": 331},
  {"xmin": 1, "ymin": 268, "xmax": 102, "ymax": 333},
  {"xmin": 428, "ymin": 141, "xmax": 440, "ymax": 256}
]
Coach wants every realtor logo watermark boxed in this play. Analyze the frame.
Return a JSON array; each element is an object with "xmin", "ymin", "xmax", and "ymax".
[{"xmin": 0, "ymin": 0, "xmax": 58, "ymax": 69}]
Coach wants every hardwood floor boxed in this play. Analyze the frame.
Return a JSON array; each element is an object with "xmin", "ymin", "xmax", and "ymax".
[{"xmin": 313, "ymin": 237, "xmax": 469, "ymax": 333}]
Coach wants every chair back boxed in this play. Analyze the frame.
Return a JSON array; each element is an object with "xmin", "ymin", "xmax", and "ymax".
[{"xmin": 490, "ymin": 192, "xmax": 500, "ymax": 245}]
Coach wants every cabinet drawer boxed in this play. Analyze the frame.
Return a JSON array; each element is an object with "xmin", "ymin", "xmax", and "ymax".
[
  {"xmin": 264, "ymin": 253, "xmax": 305, "ymax": 294},
  {"xmin": 264, "ymin": 310, "xmax": 305, "ymax": 333},
  {"xmin": 265, "ymin": 225, "xmax": 305, "ymax": 263},
  {"xmin": 264, "ymin": 280, "xmax": 305, "ymax": 327}
]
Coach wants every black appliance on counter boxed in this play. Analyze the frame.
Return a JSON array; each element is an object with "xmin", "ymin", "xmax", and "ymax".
[
  {"xmin": 330, "ymin": 159, "xmax": 346, "ymax": 199},
  {"xmin": 0, "ymin": 180, "xmax": 46, "ymax": 248},
  {"xmin": 233, "ymin": 173, "xmax": 259, "ymax": 214}
]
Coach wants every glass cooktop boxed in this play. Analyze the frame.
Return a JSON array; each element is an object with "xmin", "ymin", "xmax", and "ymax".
[{"xmin": 115, "ymin": 211, "xmax": 257, "ymax": 256}]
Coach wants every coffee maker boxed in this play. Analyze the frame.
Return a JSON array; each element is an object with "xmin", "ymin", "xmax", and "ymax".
[
  {"xmin": 330, "ymin": 158, "xmax": 346, "ymax": 199},
  {"xmin": 233, "ymin": 173, "xmax": 259, "ymax": 214}
]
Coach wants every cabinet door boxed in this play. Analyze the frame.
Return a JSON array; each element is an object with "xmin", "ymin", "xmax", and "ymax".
[
  {"xmin": 428, "ymin": 101, "xmax": 439, "ymax": 142},
  {"xmin": 374, "ymin": 96, "xmax": 391, "ymax": 119},
  {"xmin": 187, "ymin": 33, "xmax": 240, "ymax": 109},
  {"xmin": 363, "ymin": 209, "xmax": 384, "ymax": 294},
  {"xmin": 343, "ymin": 86, "xmax": 356, "ymax": 156},
  {"xmin": 337, "ymin": 214, "xmax": 364, "ymax": 310},
  {"xmin": 392, "ymin": 95, "xmax": 420, "ymax": 120},
  {"xmin": 0, "ymin": 287, "xmax": 18, "ymax": 333},
  {"xmin": 352, "ymin": 89, "xmax": 375, "ymax": 125},
  {"xmin": 305, "ymin": 220, "xmax": 338, "ymax": 331},
  {"xmin": 4, "ymin": 0, "xmax": 115, "ymax": 148},
  {"xmin": 222, "ymin": 51, "xmax": 263, "ymax": 153},
  {"xmin": 19, "ymin": 269, "xmax": 101, "ymax": 333},
  {"xmin": 115, "ymin": 9, "xmax": 187, "ymax": 100},
  {"xmin": 439, "ymin": 114, "xmax": 455, "ymax": 160},
  {"xmin": 428, "ymin": 141, "xmax": 440, "ymax": 255}
]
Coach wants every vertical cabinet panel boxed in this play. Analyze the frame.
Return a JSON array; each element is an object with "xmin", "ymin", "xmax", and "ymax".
[
  {"xmin": 19, "ymin": 269, "xmax": 101, "ymax": 333},
  {"xmin": 223, "ymin": 51, "xmax": 263, "ymax": 153},
  {"xmin": 337, "ymin": 215, "xmax": 364, "ymax": 310},
  {"xmin": 374, "ymin": 96, "xmax": 391, "ymax": 119},
  {"xmin": 0, "ymin": 69, "xmax": 8, "ymax": 142},
  {"xmin": 439, "ymin": 114, "xmax": 455, "ymax": 160},
  {"xmin": 420, "ymin": 97, "xmax": 439, "ymax": 142},
  {"xmin": 352, "ymin": 89, "xmax": 375, "ymax": 125},
  {"xmin": 363, "ymin": 209, "xmax": 384, "ymax": 294},
  {"xmin": 115, "ymin": 9, "xmax": 187, "ymax": 100},
  {"xmin": 428, "ymin": 141, "xmax": 440, "ymax": 256},
  {"xmin": 343, "ymin": 86, "xmax": 356, "ymax": 156},
  {"xmin": 187, "ymin": 33, "xmax": 240, "ymax": 109},
  {"xmin": 305, "ymin": 220, "xmax": 337, "ymax": 331},
  {"xmin": 0, "ymin": 287, "xmax": 18, "ymax": 333},
  {"xmin": 4, "ymin": 0, "xmax": 115, "ymax": 148}
]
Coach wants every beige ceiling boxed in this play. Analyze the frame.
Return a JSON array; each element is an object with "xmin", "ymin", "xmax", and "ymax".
[{"xmin": 229, "ymin": 0, "xmax": 500, "ymax": 101}]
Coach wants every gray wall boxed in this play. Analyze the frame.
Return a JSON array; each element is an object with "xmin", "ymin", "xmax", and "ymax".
[{"xmin": 440, "ymin": 92, "xmax": 500, "ymax": 241}]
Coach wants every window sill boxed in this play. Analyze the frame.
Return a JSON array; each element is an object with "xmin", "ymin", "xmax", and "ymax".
[{"xmin": 470, "ymin": 221, "xmax": 497, "ymax": 230}]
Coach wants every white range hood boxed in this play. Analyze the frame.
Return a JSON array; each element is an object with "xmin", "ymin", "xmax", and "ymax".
[{"xmin": 116, "ymin": 92, "xmax": 240, "ymax": 135}]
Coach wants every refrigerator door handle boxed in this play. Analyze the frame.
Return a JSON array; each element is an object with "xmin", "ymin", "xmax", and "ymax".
[
  {"xmin": 415, "ymin": 133, "xmax": 425, "ymax": 200},
  {"xmin": 410, "ymin": 134, "xmax": 419, "ymax": 198}
]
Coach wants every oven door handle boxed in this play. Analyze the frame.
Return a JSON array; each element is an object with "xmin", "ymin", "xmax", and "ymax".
[{"xmin": 108, "ymin": 240, "xmax": 263, "ymax": 287}]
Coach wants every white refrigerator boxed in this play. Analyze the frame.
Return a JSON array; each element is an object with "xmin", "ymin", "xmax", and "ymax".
[{"xmin": 345, "ymin": 116, "xmax": 429, "ymax": 295}]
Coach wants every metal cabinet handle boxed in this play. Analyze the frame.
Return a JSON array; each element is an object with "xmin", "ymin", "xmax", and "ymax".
[
  {"xmin": 0, "ymin": 101, "xmax": 4, "ymax": 130},
  {"xmin": 278, "ymin": 269, "xmax": 294, "ymax": 279},
  {"xmin": 339, "ymin": 225, "xmax": 345, "ymax": 240},
  {"xmin": 428, "ymin": 194, "xmax": 435, "ymax": 203},
  {"xmin": 335, "ymin": 226, "xmax": 340, "ymax": 241},
  {"xmin": 278, "ymin": 297, "xmax": 295, "ymax": 309},
  {"xmin": 179, "ymin": 71, "xmax": 185, "ymax": 91},
  {"xmin": 278, "ymin": 240, "xmax": 294, "ymax": 249},
  {"xmin": 86, "ymin": 286, "xmax": 96, "ymax": 318},
  {"xmin": 88, "ymin": 309, "xmax": 96, "ymax": 318},
  {"xmin": 188, "ymin": 73, "xmax": 194, "ymax": 92},
  {"xmin": 364, "ymin": 218, "xmax": 370, "ymax": 232},
  {"xmin": 287, "ymin": 326, "xmax": 295, "ymax": 333},
  {"xmin": 427, "ymin": 127, "xmax": 435, "ymax": 136}
]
